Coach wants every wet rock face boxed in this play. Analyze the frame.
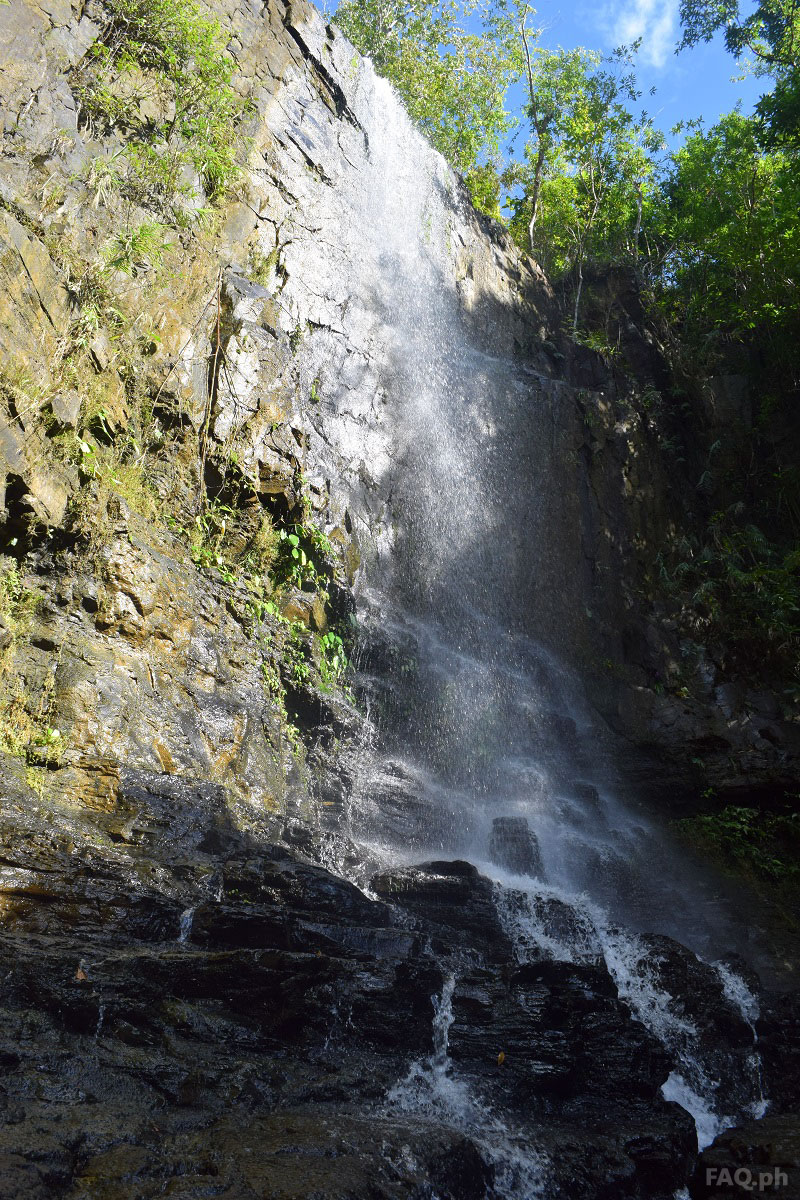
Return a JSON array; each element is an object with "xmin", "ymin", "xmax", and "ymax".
[
  {"xmin": 0, "ymin": 783, "xmax": 702, "ymax": 1200},
  {"xmin": 0, "ymin": 512, "xmax": 338, "ymax": 831},
  {"xmin": 691, "ymin": 1114, "xmax": 800, "ymax": 1199},
  {"xmin": 0, "ymin": 0, "xmax": 795, "ymax": 802},
  {"xmin": 372, "ymin": 860, "xmax": 512, "ymax": 962},
  {"xmin": 0, "ymin": 0, "xmax": 798, "ymax": 1197},
  {"xmin": 638, "ymin": 936, "xmax": 754, "ymax": 1048},
  {"xmin": 488, "ymin": 815, "xmax": 543, "ymax": 878}
]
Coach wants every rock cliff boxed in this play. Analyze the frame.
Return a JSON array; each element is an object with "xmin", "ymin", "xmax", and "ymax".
[{"xmin": 2, "ymin": 0, "xmax": 798, "ymax": 808}]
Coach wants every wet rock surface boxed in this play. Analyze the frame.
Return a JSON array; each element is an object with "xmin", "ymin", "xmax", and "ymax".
[
  {"xmin": 0, "ymin": 752, "xmax": 768, "ymax": 1199},
  {"xmin": 0, "ymin": 783, "xmax": 704, "ymax": 1199},
  {"xmin": 0, "ymin": 0, "xmax": 797, "ymax": 802},
  {"xmin": 488, "ymin": 816, "xmax": 543, "ymax": 878},
  {"xmin": 691, "ymin": 1114, "xmax": 800, "ymax": 1199}
]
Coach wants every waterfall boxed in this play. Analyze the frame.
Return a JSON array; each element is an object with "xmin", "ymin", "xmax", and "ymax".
[
  {"xmin": 387, "ymin": 976, "xmax": 549, "ymax": 1199},
  {"xmin": 177, "ymin": 905, "xmax": 195, "ymax": 944},
  {"xmin": 292, "ymin": 56, "xmax": 764, "ymax": 1174},
  {"xmin": 493, "ymin": 880, "xmax": 766, "ymax": 1150}
]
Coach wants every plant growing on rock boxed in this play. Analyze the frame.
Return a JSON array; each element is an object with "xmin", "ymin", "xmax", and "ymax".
[
  {"xmin": 0, "ymin": 563, "xmax": 39, "ymax": 654},
  {"xmin": 189, "ymin": 496, "xmax": 238, "ymax": 577},
  {"xmin": 0, "ymin": 567, "xmax": 68, "ymax": 772},
  {"xmin": 73, "ymin": 0, "xmax": 249, "ymax": 219},
  {"xmin": 184, "ymin": 492, "xmax": 280, "ymax": 584},
  {"xmin": 660, "ymin": 511, "xmax": 800, "ymax": 683},
  {"xmin": 104, "ymin": 219, "xmax": 171, "ymax": 276},
  {"xmin": 318, "ymin": 630, "xmax": 349, "ymax": 690},
  {"xmin": 674, "ymin": 805, "xmax": 800, "ymax": 927},
  {"xmin": 273, "ymin": 522, "xmax": 337, "ymax": 593}
]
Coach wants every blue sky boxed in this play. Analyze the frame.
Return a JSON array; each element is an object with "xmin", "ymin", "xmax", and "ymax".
[{"xmin": 530, "ymin": 0, "xmax": 763, "ymax": 141}]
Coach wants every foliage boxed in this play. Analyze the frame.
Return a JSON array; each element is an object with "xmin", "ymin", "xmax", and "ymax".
[
  {"xmin": 182, "ymin": 495, "xmax": 280, "ymax": 582},
  {"xmin": 273, "ymin": 522, "xmax": 336, "ymax": 592},
  {"xmin": 650, "ymin": 111, "xmax": 800, "ymax": 378},
  {"xmin": 573, "ymin": 325, "xmax": 622, "ymax": 361},
  {"xmin": 333, "ymin": 0, "xmax": 522, "ymax": 215},
  {"xmin": 179, "ymin": 496, "xmax": 351, "ymax": 706},
  {"xmin": 242, "ymin": 513, "xmax": 281, "ymax": 575},
  {"xmin": 58, "ymin": 393, "xmax": 162, "ymax": 532},
  {"xmin": 60, "ymin": 256, "xmax": 125, "ymax": 356},
  {"xmin": 675, "ymin": 805, "xmax": 800, "ymax": 886},
  {"xmin": 104, "ymin": 219, "xmax": 170, "ymax": 276},
  {"xmin": 74, "ymin": 0, "xmax": 248, "ymax": 218},
  {"xmin": 659, "ymin": 512, "xmax": 800, "ymax": 679},
  {"xmin": 318, "ymin": 630, "xmax": 349, "ymax": 689},
  {"xmin": 189, "ymin": 498, "xmax": 239, "ymax": 579},
  {"xmin": 506, "ymin": 45, "xmax": 662, "ymax": 327},
  {"xmin": 504, "ymin": 42, "xmax": 588, "ymax": 252},
  {"xmin": 0, "ymin": 562, "xmax": 40, "ymax": 647},
  {"xmin": 0, "ymin": 567, "xmax": 66, "ymax": 768},
  {"xmin": 679, "ymin": 0, "xmax": 800, "ymax": 146},
  {"xmin": 81, "ymin": 443, "xmax": 159, "ymax": 521},
  {"xmin": 260, "ymin": 600, "xmax": 348, "ymax": 703},
  {"xmin": 260, "ymin": 657, "xmax": 301, "ymax": 755}
]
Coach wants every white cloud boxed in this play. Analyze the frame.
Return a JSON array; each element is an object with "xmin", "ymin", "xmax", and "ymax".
[{"xmin": 608, "ymin": 0, "xmax": 679, "ymax": 68}]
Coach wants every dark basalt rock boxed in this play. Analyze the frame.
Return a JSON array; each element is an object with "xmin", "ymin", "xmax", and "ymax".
[
  {"xmin": 568, "ymin": 780, "xmax": 602, "ymax": 808},
  {"xmin": 447, "ymin": 956, "xmax": 674, "ymax": 1110},
  {"xmin": 638, "ymin": 935, "xmax": 754, "ymax": 1047},
  {"xmin": 0, "ymin": 764, "xmax": 713, "ymax": 1200},
  {"xmin": 690, "ymin": 1114, "xmax": 800, "ymax": 1199},
  {"xmin": 488, "ymin": 814, "xmax": 543, "ymax": 877},
  {"xmin": 372, "ymin": 859, "xmax": 513, "ymax": 962},
  {"xmin": 755, "ymin": 986, "xmax": 800, "ymax": 1116}
]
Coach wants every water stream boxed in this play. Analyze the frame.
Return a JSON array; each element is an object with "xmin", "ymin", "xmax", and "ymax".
[{"xmin": 387, "ymin": 976, "xmax": 549, "ymax": 1199}]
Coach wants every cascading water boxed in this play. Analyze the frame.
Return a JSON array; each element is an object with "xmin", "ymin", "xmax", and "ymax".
[
  {"xmin": 387, "ymin": 976, "xmax": 549, "ymax": 1198},
  {"xmin": 295, "ymin": 55, "xmax": 766, "ymax": 1191}
]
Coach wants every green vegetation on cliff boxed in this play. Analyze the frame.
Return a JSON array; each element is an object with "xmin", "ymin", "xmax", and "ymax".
[
  {"xmin": 74, "ymin": 0, "xmax": 248, "ymax": 217},
  {"xmin": 675, "ymin": 805, "xmax": 800, "ymax": 931},
  {"xmin": 0, "ymin": 0, "xmax": 361, "ymax": 784}
]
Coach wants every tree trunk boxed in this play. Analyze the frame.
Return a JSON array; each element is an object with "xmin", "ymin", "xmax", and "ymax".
[
  {"xmin": 632, "ymin": 182, "xmax": 643, "ymax": 265},
  {"xmin": 573, "ymin": 257, "xmax": 584, "ymax": 333},
  {"xmin": 528, "ymin": 147, "xmax": 545, "ymax": 254}
]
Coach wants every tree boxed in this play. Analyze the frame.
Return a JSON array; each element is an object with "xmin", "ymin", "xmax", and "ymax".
[
  {"xmin": 507, "ymin": 46, "xmax": 661, "ymax": 328},
  {"xmin": 508, "ymin": 41, "xmax": 589, "ymax": 252},
  {"xmin": 651, "ymin": 110, "xmax": 800, "ymax": 384},
  {"xmin": 679, "ymin": 0, "xmax": 800, "ymax": 145},
  {"xmin": 333, "ymin": 0, "xmax": 522, "ymax": 215}
]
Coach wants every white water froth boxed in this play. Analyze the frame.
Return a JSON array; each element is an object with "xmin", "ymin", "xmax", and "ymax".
[
  {"xmin": 387, "ymin": 977, "xmax": 548, "ymax": 1200},
  {"xmin": 715, "ymin": 960, "xmax": 760, "ymax": 1028},
  {"xmin": 714, "ymin": 961, "xmax": 769, "ymax": 1119},
  {"xmin": 491, "ymin": 870, "xmax": 763, "ymax": 1151},
  {"xmin": 662, "ymin": 1073, "xmax": 723, "ymax": 1151}
]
